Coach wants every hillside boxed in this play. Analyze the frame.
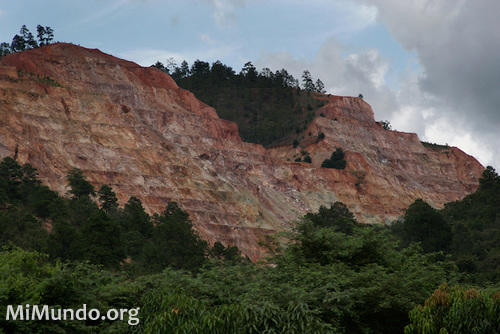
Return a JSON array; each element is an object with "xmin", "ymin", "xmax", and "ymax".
[
  {"xmin": 157, "ymin": 60, "xmax": 327, "ymax": 147},
  {"xmin": 0, "ymin": 43, "xmax": 484, "ymax": 259}
]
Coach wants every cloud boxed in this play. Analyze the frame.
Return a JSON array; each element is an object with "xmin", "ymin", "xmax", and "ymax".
[
  {"xmin": 120, "ymin": 42, "xmax": 238, "ymax": 67},
  {"xmin": 120, "ymin": 49, "xmax": 189, "ymax": 66},
  {"xmin": 357, "ymin": 0, "xmax": 500, "ymax": 168},
  {"xmin": 202, "ymin": 0, "xmax": 248, "ymax": 27},
  {"xmin": 256, "ymin": 38, "xmax": 399, "ymax": 121},
  {"xmin": 255, "ymin": 30, "xmax": 498, "ymax": 168}
]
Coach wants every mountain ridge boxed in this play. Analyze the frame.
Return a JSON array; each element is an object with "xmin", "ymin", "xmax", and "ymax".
[{"xmin": 0, "ymin": 43, "xmax": 484, "ymax": 259}]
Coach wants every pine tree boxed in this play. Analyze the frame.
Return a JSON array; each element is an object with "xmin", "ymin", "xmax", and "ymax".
[
  {"xmin": 67, "ymin": 168, "xmax": 95, "ymax": 200},
  {"xmin": 98, "ymin": 185, "xmax": 118, "ymax": 213},
  {"xmin": 302, "ymin": 70, "xmax": 316, "ymax": 91},
  {"xmin": 315, "ymin": 79, "xmax": 326, "ymax": 93}
]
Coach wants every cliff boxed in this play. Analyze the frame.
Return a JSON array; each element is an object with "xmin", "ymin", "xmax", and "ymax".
[{"xmin": 0, "ymin": 43, "xmax": 483, "ymax": 260}]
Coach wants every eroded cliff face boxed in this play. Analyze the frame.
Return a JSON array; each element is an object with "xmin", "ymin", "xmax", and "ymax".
[{"xmin": 0, "ymin": 44, "xmax": 483, "ymax": 260}]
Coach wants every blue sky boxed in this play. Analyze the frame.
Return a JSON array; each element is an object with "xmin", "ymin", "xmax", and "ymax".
[
  {"xmin": 1, "ymin": 0, "xmax": 498, "ymax": 168},
  {"xmin": 0, "ymin": 0, "xmax": 412, "ymax": 83}
]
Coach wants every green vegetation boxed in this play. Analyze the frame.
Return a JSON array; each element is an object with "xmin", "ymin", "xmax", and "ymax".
[
  {"xmin": 405, "ymin": 284, "xmax": 500, "ymax": 334},
  {"xmin": 1, "ymin": 24, "xmax": 54, "ymax": 56},
  {"xmin": 380, "ymin": 120, "xmax": 392, "ymax": 130},
  {"xmin": 0, "ymin": 157, "xmax": 213, "ymax": 273},
  {"xmin": 0, "ymin": 156, "xmax": 499, "ymax": 332},
  {"xmin": 152, "ymin": 59, "xmax": 328, "ymax": 147},
  {"xmin": 321, "ymin": 147, "xmax": 347, "ymax": 169},
  {"xmin": 421, "ymin": 141, "xmax": 450, "ymax": 149},
  {"xmin": 393, "ymin": 166, "xmax": 500, "ymax": 285}
]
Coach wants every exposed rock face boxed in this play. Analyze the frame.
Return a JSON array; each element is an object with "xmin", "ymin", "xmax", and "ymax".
[{"xmin": 0, "ymin": 44, "xmax": 483, "ymax": 260}]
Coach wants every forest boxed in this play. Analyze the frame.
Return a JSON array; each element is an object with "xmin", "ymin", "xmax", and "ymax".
[
  {"xmin": 152, "ymin": 58, "xmax": 329, "ymax": 147},
  {"xmin": 1, "ymin": 157, "xmax": 499, "ymax": 333}
]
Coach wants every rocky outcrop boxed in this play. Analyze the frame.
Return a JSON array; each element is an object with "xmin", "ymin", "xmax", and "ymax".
[{"xmin": 0, "ymin": 44, "xmax": 484, "ymax": 260}]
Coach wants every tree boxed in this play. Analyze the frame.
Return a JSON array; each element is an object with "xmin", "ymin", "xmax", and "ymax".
[
  {"xmin": 98, "ymin": 184, "xmax": 118, "ymax": 213},
  {"xmin": 479, "ymin": 166, "xmax": 500, "ymax": 190},
  {"xmin": 302, "ymin": 70, "xmax": 315, "ymax": 91},
  {"xmin": 240, "ymin": 61, "xmax": 258, "ymax": 83},
  {"xmin": 190, "ymin": 60, "xmax": 210, "ymax": 77},
  {"xmin": 396, "ymin": 199, "xmax": 452, "ymax": 253},
  {"xmin": 0, "ymin": 157, "xmax": 23, "ymax": 201},
  {"xmin": 36, "ymin": 25, "xmax": 47, "ymax": 46},
  {"xmin": 10, "ymin": 34, "xmax": 26, "ymax": 52},
  {"xmin": 20, "ymin": 25, "xmax": 37, "ymax": 49},
  {"xmin": 152, "ymin": 61, "xmax": 167, "ymax": 73},
  {"xmin": 66, "ymin": 168, "xmax": 95, "ymax": 199},
  {"xmin": 305, "ymin": 201, "xmax": 356, "ymax": 232},
  {"xmin": 121, "ymin": 196, "xmax": 153, "ymax": 258},
  {"xmin": 180, "ymin": 60, "xmax": 190, "ymax": 77},
  {"xmin": 142, "ymin": 202, "xmax": 207, "ymax": 271},
  {"xmin": 81, "ymin": 210, "xmax": 124, "ymax": 268},
  {"xmin": 380, "ymin": 120, "xmax": 392, "ymax": 130},
  {"xmin": 315, "ymin": 79, "xmax": 326, "ymax": 93},
  {"xmin": 210, "ymin": 241, "xmax": 242, "ymax": 262},
  {"xmin": 0, "ymin": 42, "xmax": 11, "ymax": 56}
]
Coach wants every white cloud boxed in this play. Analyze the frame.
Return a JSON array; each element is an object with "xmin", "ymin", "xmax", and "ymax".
[
  {"xmin": 120, "ymin": 49, "xmax": 189, "ymax": 66},
  {"xmin": 256, "ymin": 37, "xmax": 399, "ymax": 120},
  {"xmin": 357, "ymin": 0, "xmax": 500, "ymax": 168},
  {"xmin": 120, "ymin": 42, "xmax": 238, "ymax": 67},
  {"xmin": 424, "ymin": 117, "xmax": 494, "ymax": 166},
  {"xmin": 255, "ymin": 32, "xmax": 498, "ymax": 169},
  {"xmin": 202, "ymin": 0, "xmax": 248, "ymax": 27}
]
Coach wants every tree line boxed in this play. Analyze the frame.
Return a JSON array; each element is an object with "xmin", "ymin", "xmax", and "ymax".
[
  {"xmin": 153, "ymin": 58, "xmax": 326, "ymax": 93},
  {"xmin": 1, "ymin": 24, "xmax": 55, "ymax": 57}
]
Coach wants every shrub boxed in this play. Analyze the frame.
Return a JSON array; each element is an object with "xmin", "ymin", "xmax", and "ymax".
[
  {"xmin": 405, "ymin": 284, "xmax": 500, "ymax": 334},
  {"xmin": 380, "ymin": 120, "xmax": 392, "ymax": 130},
  {"xmin": 321, "ymin": 148, "xmax": 346, "ymax": 169}
]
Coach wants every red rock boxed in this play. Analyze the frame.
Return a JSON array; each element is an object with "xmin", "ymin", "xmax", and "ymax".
[{"xmin": 0, "ymin": 44, "xmax": 483, "ymax": 260}]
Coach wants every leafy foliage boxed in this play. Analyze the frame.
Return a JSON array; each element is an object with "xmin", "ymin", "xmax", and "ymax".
[{"xmin": 405, "ymin": 284, "xmax": 500, "ymax": 334}]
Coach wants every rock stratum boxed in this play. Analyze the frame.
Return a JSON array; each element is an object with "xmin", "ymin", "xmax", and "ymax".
[{"xmin": 0, "ymin": 43, "xmax": 483, "ymax": 260}]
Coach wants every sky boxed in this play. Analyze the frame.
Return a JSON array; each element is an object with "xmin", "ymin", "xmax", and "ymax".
[{"xmin": 1, "ymin": 0, "xmax": 498, "ymax": 169}]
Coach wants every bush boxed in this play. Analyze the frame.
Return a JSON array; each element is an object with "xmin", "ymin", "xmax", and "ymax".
[
  {"xmin": 293, "ymin": 139, "xmax": 299, "ymax": 148},
  {"xmin": 380, "ymin": 120, "xmax": 392, "ymax": 130},
  {"xmin": 321, "ymin": 148, "xmax": 346, "ymax": 169},
  {"xmin": 405, "ymin": 284, "xmax": 500, "ymax": 334}
]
